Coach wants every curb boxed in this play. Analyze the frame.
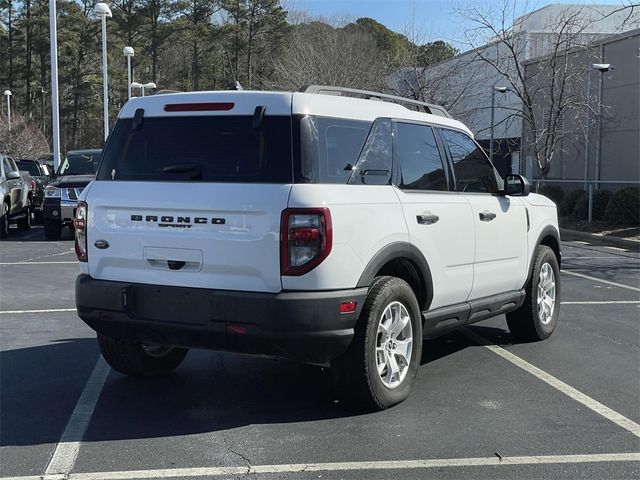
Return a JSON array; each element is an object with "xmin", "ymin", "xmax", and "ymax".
[{"xmin": 560, "ymin": 228, "xmax": 640, "ymax": 251}]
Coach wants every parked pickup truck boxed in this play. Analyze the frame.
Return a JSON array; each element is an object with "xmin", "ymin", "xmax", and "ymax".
[
  {"xmin": 43, "ymin": 149, "xmax": 101, "ymax": 240},
  {"xmin": 1, "ymin": 153, "xmax": 34, "ymax": 238},
  {"xmin": 16, "ymin": 158, "xmax": 51, "ymax": 223}
]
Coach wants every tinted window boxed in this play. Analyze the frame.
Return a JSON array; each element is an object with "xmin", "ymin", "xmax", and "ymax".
[
  {"xmin": 16, "ymin": 161, "xmax": 41, "ymax": 176},
  {"xmin": 97, "ymin": 116, "xmax": 292, "ymax": 183},
  {"xmin": 441, "ymin": 129, "xmax": 498, "ymax": 193},
  {"xmin": 59, "ymin": 153, "xmax": 101, "ymax": 176},
  {"xmin": 395, "ymin": 123, "xmax": 447, "ymax": 191},
  {"xmin": 298, "ymin": 116, "xmax": 370, "ymax": 183},
  {"xmin": 349, "ymin": 118, "xmax": 393, "ymax": 185}
]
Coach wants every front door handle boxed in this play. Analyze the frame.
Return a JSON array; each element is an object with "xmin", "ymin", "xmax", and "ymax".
[
  {"xmin": 479, "ymin": 211, "xmax": 497, "ymax": 221},
  {"xmin": 416, "ymin": 214, "xmax": 439, "ymax": 225}
]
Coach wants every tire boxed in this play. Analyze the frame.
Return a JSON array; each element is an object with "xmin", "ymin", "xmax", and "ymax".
[
  {"xmin": 331, "ymin": 276, "xmax": 423, "ymax": 411},
  {"xmin": 44, "ymin": 218, "xmax": 62, "ymax": 240},
  {"xmin": 16, "ymin": 199, "xmax": 32, "ymax": 231},
  {"xmin": 98, "ymin": 333, "xmax": 188, "ymax": 377},
  {"xmin": 507, "ymin": 245, "xmax": 561, "ymax": 342},
  {"xmin": 0, "ymin": 201, "xmax": 9, "ymax": 239}
]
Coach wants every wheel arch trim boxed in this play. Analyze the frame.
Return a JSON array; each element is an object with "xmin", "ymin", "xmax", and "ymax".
[{"xmin": 356, "ymin": 241, "xmax": 434, "ymax": 310}]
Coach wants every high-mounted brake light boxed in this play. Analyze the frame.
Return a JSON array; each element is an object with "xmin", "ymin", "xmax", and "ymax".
[
  {"xmin": 280, "ymin": 208, "xmax": 332, "ymax": 276},
  {"xmin": 74, "ymin": 202, "xmax": 88, "ymax": 262},
  {"xmin": 164, "ymin": 102, "xmax": 234, "ymax": 112}
]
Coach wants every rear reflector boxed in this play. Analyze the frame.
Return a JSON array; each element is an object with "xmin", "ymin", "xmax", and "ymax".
[
  {"xmin": 340, "ymin": 301, "xmax": 357, "ymax": 314},
  {"xmin": 164, "ymin": 102, "xmax": 234, "ymax": 112}
]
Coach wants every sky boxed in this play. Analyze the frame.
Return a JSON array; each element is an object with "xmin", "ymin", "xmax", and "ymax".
[{"xmin": 285, "ymin": 0, "xmax": 629, "ymax": 48}]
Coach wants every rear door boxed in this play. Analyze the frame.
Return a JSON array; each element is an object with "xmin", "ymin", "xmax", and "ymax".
[
  {"xmin": 86, "ymin": 104, "xmax": 293, "ymax": 293},
  {"xmin": 393, "ymin": 121, "xmax": 475, "ymax": 310},
  {"xmin": 439, "ymin": 128, "xmax": 528, "ymax": 300}
]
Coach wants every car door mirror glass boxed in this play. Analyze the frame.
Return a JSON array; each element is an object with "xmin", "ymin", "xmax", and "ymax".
[
  {"xmin": 504, "ymin": 174, "xmax": 530, "ymax": 196},
  {"xmin": 7, "ymin": 171, "xmax": 20, "ymax": 180}
]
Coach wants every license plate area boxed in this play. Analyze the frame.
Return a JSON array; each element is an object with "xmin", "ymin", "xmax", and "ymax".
[{"xmin": 132, "ymin": 285, "xmax": 209, "ymax": 325}]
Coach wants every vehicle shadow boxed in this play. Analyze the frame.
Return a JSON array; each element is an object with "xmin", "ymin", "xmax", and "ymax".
[
  {"xmin": 3, "ymin": 224, "xmax": 75, "ymax": 242},
  {"xmin": 1, "ymin": 326, "xmax": 511, "ymax": 447}
]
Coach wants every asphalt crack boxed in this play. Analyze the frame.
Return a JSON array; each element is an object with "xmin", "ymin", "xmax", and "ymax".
[{"xmin": 221, "ymin": 432, "xmax": 252, "ymax": 478}]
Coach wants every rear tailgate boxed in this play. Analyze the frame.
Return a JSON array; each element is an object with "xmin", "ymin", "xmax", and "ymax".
[
  {"xmin": 85, "ymin": 91, "xmax": 294, "ymax": 294},
  {"xmin": 86, "ymin": 182, "xmax": 290, "ymax": 293}
]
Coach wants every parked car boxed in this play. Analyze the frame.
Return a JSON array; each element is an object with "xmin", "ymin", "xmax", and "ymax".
[
  {"xmin": 75, "ymin": 87, "xmax": 561, "ymax": 410},
  {"xmin": 16, "ymin": 159, "xmax": 51, "ymax": 223},
  {"xmin": 43, "ymin": 149, "xmax": 101, "ymax": 240},
  {"xmin": 1, "ymin": 154, "xmax": 34, "ymax": 238}
]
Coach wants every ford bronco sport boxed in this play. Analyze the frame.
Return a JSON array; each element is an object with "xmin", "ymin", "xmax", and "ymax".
[{"xmin": 75, "ymin": 86, "xmax": 561, "ymax": 410}]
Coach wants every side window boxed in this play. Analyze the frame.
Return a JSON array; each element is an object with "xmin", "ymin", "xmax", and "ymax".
[
  {"xmin": 394, "ymin": 122, "xmax": 448, "ymax": 191},
  {"xmin": 441, "ymin": 129, "xmax": 498, "ymax": 193},
  {"xmin": 2, "ymin": 157, "xmax": 12, "ymax": 176},
  {"xmin": 349, "ymin": 118, "xmax": 392, "ymax": 185},
  {"xmin": 299, "ymin": 116, "xmax": 370, "ymax": 184}
]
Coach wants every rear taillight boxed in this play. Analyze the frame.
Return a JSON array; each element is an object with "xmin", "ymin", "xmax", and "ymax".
[
  {"xmin": 30, "ymin": 179, "xmax": 37, "ymax": 191},
  {"xmin": 74, "ymin": 202, "xmax": 88, "ymax": 262},
  {"xmin": 280, "ymin": 208, "xmax": 332, "ymax": 276}
]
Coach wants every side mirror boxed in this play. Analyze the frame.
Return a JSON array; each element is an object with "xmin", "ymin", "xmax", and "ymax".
[
  {"xmin": 504, "ymin": 174, "xmax": 530, "ymax": 196},
  {"xmin": 6, "ymin": 171, "xmax": 20, "ymax": 180}
]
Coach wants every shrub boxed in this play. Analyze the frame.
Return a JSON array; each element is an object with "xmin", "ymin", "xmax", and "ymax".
[
  {"xmin": 537, "ymin": 185, "xmax": 565, "ymax": 205},
  {"xmin": 573, "ymin": 189, "xmax": 612, "ymax": 221},
  {"xmin": 605, "ymin": 187, "xmax": 640, "ymax": 226},
  {"xmin": 558, "ymin": 189, "xmax": 585, "ymax": 218}
]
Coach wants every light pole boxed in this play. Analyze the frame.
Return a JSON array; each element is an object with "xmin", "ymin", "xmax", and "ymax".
[
  {"xmin": 490, "ymin": 86, "xmax": 508, "ymax": 164},
  {"xmin": 3, "ymin": 90, "xmax": 11, "ymax": 130},
  {"xmin": 123, "ymin": 46, "xmax": 134, "ymax": 100},
  {"xmin": 583, "ymin": 63, "xmax": 613, "ymax": 191},
  {"xmin": 131, "ymin": 82, "xmax": 157, "ymax": 97},
  {"xmin": 94, "ymin": 3, "xmax": 112, "ymax": 141},
  {"xmin": 49, "ymin": 0, "xmax": 61, "ymax": 172}
]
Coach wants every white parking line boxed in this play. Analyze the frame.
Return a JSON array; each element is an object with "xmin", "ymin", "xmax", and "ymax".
[
  {"xmin": 43, "ymin": 357, "xmax": 111, "ymax": 478},
  {"xmin": 0, "ymin": 452, "xmax": 624, "ymax": 480},
  {"xmin": 0, "ymin": 261, "xmax": 77, "ymax": 265},
  {"xmin": 1, "ymin": 308, "xmax": 76, "ymax": 314},
  {"xmin": 561, "ymin": 270, "xmax": 640, "ymax": 292},
  {"xmin": 463, "ymin": 329, "xmax": 640, "ymax": 438},
  {"xmin": 561, "ymin": 301, "xmax": 640, "ymax": 305}
]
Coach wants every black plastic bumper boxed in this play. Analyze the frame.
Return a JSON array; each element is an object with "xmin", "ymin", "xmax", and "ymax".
[{"xmin": 75, "ymin": 274, "xmax": 368, "ymax": 364}]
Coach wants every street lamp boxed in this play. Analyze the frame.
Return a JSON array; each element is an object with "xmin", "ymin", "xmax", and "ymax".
[
  {"xmin": 583, "ymin": 63, "xmax": 614, "ymax": 191},
  {"xmin": 131, "ymin": 82, "xmax": 157, "ymax": 97},
  {"xmin": 94, "ymin": 2, "xmax": 112, "ymax": 141},
  {"xmin": 490, "ymin": 86, "xmax": 509, "ymax": 164},
  {"xmin": 123, "ymin": 46, "xmax": 134, "ymax": 100},
  {"xmin": 3, "ymin": 90, "xmax": 11, "ymax": 129},
  {"xmin": 49, "ymin": 0, "xmax": 61, "ymax": 171}
]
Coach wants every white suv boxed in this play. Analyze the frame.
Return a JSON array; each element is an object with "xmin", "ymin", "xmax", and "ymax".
[{"xmin": 75, "ymin": 86, "xmax": 561, "ymax": 410}]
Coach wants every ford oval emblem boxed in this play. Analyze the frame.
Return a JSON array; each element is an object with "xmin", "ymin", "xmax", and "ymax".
[{"xmin": 94, "ymin": 240, "xmax": 109, "ymax": 249}]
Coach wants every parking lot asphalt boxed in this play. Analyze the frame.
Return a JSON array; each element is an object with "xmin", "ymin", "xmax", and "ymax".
[{"xmin": 1, "ymin": 225, "xmax": 639, "ymax": 480}]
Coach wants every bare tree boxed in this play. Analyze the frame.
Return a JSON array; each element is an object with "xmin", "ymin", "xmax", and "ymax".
[
  {"xmin": 455, "ymin": 0, "xmax": 639, "ymax": 177},
  {"xmin": 0, "ymin": 114, "xmax": 49, "ymax": 158},
  {"xmin": 267, "ymin": 20, "xmax": 392, "ymax": 91}
]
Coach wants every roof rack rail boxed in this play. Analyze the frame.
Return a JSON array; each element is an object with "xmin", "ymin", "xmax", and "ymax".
[{"xmin": 299, "ymin": 85, "xmax": 451, "ymax": 118}]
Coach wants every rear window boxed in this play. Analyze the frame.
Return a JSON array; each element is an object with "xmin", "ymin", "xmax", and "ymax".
[
  {"xmin": 97, "ymin": 115, "xmax": 293, "ymax": 183},
  {"xmin": 16, "ymin": 161, "xmax": 41, "ymax": 176}
]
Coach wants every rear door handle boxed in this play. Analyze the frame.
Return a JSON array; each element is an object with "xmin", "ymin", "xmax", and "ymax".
[
  {"xmin": 479, "ymin": 211, "xmax": 497, "ymax": 221},
  {"xmin": 416, "ymin": 214, "xmax": 439, "ymax": 225}
]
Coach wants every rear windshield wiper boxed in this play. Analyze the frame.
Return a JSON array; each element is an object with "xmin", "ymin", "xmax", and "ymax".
[{"xmin": 154, "ymin": 163, "xmax": 202, "ymax": 180}]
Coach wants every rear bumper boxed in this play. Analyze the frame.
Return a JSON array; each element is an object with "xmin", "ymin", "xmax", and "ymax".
[{"xmin": 75, "ymin": 274, "xmax": 367, "ymax": 364}]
